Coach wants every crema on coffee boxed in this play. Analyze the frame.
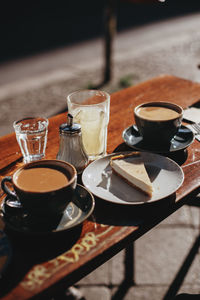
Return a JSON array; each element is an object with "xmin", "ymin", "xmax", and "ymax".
[
  {"xmin": 15, "ymin": 167, "xmax": 69, "ymax": 192},
  {"xmin": 137, "ymin": 106, "xmax": 180, "ymax": 121}
]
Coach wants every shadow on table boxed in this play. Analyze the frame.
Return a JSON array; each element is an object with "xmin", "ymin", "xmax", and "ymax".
[
  {"xmin": 93, "ymin": 192, "xmax": 176, "ymax": 228},
  {"xmin": 114, "ymin": 142, "xmax": 188, "ymax": 166},
  {"xmin": 0, "ymin": 225, "xmax": 82, "ymax": 297}
]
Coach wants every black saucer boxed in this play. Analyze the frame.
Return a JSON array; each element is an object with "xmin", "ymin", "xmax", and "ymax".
[
  {"xmin": 122, "ymin": 125, "xmax": 194, "ymax": 154},
  {"xmin": 0, "ymin": 184, "xmax": 95, "ymax": 235}
]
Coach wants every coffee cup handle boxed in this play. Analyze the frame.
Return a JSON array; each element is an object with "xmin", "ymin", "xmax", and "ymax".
[{"xmin": 1, "ymin": 176, "xmax": 18, "ymax": 200}]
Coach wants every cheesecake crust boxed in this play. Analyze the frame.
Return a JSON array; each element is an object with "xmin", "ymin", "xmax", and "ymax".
[{"xmin": 110, "ymin": 152, "xmax": 140, "ymax": 162}]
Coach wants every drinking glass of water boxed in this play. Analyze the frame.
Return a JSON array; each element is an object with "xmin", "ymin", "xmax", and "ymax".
[
  {"xmin": 67, "ymin": 90, "xmax": 110, "ymax": 161},
  {"xmin": 13, "ymin": 117, "xmax": 49, "ymax": 163}
]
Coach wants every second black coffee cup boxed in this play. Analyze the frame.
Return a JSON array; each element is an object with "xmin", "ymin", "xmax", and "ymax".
[{"xmin": 134, "ymin": 101, "xmax": 183, "ymax": 145}]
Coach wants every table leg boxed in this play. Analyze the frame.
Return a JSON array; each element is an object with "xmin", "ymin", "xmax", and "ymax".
[{"xmin": 124, "ymin": 242, "xmax": 135, "ymax": 284}]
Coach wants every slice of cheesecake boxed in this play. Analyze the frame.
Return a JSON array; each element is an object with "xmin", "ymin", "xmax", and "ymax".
[{"xmin": 110, "ymin": 152, "xmax": 153, "ymax": 197}]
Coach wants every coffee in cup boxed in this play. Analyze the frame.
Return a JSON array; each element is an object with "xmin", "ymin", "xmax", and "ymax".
[
  {"xmin": 1, "ymin": 160, "xmax": 77, "ymax": 216},
  {"xmin": 134, "ymin": 101, "xmax": 183, "ymax": 145}
]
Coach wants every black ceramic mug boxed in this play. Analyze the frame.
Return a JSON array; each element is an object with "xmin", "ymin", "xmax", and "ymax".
[
  {"xmin": 134, "ymin": 101, "xmax": 183, "ymax": 146},
  {"xmin": 1, "ymin": 160, "xmax": 77, "ymax": 216}
]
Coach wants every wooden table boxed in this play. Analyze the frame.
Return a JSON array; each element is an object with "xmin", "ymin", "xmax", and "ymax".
[{"xmin": 0, "ymin": 75, "xmax": 200, "ymax": 300}]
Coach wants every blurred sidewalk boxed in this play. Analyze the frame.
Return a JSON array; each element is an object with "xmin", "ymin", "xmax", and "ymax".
[{"xmin": 0, "ymin": 12, "xmax": 200, "ymax": 300}]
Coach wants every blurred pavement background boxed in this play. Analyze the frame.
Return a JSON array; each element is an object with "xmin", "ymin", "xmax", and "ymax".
[
  {"xmin": 0, "ymin": 1, "xmax": 200, "ymax": 136},
  {"xmin": 0, "ymin": 12, "xmax": 200, "ymax": 136}
]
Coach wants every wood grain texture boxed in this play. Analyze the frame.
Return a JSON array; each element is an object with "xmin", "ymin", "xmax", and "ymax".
[{"xmin": 0, "ymin": 75, "xmax": 200, "ymax": 300}]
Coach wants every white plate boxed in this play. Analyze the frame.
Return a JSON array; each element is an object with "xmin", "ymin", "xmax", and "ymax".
[{"xmin": 82, "ymin": 152, "xmax": 184, "ymax": 205}]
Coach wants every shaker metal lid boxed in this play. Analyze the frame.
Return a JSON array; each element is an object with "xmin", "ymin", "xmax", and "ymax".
[{"xmin": 59, "ymin": 113, "xmax": 81, "ymax": 133}]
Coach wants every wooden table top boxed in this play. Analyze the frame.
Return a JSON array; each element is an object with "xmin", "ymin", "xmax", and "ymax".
[{"xmin": 0, "ymin": 75, "xmax": 200, "ymax": 300}]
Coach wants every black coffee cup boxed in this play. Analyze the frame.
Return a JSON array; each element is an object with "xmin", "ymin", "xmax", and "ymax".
[
  {"xmin": 134, "ymin": 101, "xmax": 183, "ymax": 145},
  {"xmin": 1, "ymin": 160, "xmax": 77, "ymax": 216}
]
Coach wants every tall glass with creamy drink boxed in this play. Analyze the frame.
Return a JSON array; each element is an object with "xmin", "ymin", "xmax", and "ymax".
[{"xmin": 67, "ymin": 90, "xmax": 110, "ymax": 161}]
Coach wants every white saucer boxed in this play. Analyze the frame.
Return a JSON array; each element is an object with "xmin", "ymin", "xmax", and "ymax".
[{"xmin": 82, "ymin": 152, "xmax": 184, "ymax": 205}]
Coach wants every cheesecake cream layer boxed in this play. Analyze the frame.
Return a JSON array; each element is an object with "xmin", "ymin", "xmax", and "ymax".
[{"xmin": 110, "ymin": 154, "xmax": 153, "ymax": 197}]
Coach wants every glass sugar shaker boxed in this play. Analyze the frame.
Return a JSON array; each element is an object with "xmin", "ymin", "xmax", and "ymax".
[{"xmin": 57, "ymin": 113, "xmax": 88, "ymax": 174}]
